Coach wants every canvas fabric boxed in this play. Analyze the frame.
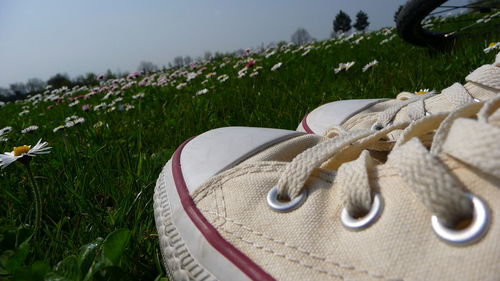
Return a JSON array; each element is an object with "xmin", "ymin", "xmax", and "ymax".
[{"xmin": 191, "ymin": 100, "xmax": 500, "ymax": 280}]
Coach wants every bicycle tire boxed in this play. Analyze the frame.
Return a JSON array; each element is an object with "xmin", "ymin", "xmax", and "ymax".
[{"xmin": 396, "ymin": 0, "xmax": 453, "ymax": 49}]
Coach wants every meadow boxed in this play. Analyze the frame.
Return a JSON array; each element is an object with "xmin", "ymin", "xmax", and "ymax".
[{"xmin": 0, "ymin": 25, "xmax": 499, "ymax": 280}]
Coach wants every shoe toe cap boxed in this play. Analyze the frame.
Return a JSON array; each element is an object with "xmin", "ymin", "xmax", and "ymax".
[
  {"xmin": 178, "ymin": 127, "xmax": 303, "ymax": 193},
  {"xmin": 298, "ymin": 99, "xmax": 386, "ymax": 135}
]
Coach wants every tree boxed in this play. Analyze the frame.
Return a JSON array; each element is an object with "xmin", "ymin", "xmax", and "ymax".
[
  {"xmin": 137, "ymin": 61, "xmax": 159, "ymax": 73},
  {"xmin": 74, "ymin": 73, "xmax": 97, "ymax": 86},
  {"xmin": 333, "ymin": 10, "xmax": 352, "ymax": 34},
  {"xmin": 183, "ymin": 56, "xmax": 192, "ymax": 66},
  {"xmin": 204, "ymin": 51, "xmax": 213, "ymax": 61},
  {"xmin": 47, "ymin": 73, "xmax": 72, "ymax": 89},
  {"xmin": 173, "ymin": 56, "xmax": 184, "ymax": 67},
  {"xmin": 394, "ymin": 5, "xmax": 403, "ymax": 23},
  {"xmin": 291, "ymin": 28, "xmax": 313, "ymax": 45},
  {"xmin": 26, "ymin": 78, "xmax": 46, "ymax": 93},
  {"xmin": 9, "ymin": 82, "xmax": 28, "ymax": 100},
  {"xmin": 354, "ymin": 10, "xmax": 369, "ymax": 32}
]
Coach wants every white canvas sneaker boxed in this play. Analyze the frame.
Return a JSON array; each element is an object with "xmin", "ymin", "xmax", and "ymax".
[
  {"xmin": 154, "ymin": 97, "xmax": 500, "ymax": 281},
  {"xmin": 298, "ymin": 52, "xmax": 500, "ymax": 137}
]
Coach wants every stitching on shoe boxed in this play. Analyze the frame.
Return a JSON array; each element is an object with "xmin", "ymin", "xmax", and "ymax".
[
  {"xmin": 219, "ymin": 227, "xmax": 346, "ymax": 280},
  {"xmin": 200, "ymin": 209, "xmax": 403, "ymax": 281}
]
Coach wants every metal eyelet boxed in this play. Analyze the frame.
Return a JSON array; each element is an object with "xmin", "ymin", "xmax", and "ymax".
[
  {"xmin": 267, "ymin": 185, "xmax": 307, "ymax": 212},
  {"xmin": 341, "ymin": 193, "xmax": 383, "ymax": 231},
  {"xmin": 431, "ymin": 193, "xmax": 489, "ymax": 245},
  {"xmin": 371, "ymin": 123, "xmax": 384, "ymax": 131},
  {"xmin": 473, "ymin": 98, "xmax": 480, "ymax": 103}
]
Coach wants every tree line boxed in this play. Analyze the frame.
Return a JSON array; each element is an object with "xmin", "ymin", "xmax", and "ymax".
[{"xmin": 290, "ymin": 10, "xmax": 370, "ymax": 45}]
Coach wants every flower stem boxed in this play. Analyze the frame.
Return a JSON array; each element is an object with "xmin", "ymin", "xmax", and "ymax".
[{"xmin": 25, "ymin": 164, "xmax": 42, "ymax": 240}]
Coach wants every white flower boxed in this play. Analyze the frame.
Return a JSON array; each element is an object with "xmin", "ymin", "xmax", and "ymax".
[
  {"xmin": 238, "ymin": 67, "xmax": 248, "ymax": 78},
  {"xmin": 53, "ymin": 125, "xmax": 65, "ymax": 133},
  {"xmin": 0, "ymin": 126, "xmax": 13, "ymax": 135},
  {"xmin": 65, "ymin": 117, "xmax": 85, "ymax": 128},
  {"xmin": 0, "ymin": 139, "xmax": 51, "ymax": 169},
  {"xmin": 186, "ymin": 72, "xmax": 197, "ymax": 81},
  {"xmin": 0, "ymin": 126, "xmax": 11, "ymax": 142},
  {"xmin": 132, "ymin": 93, "xmax": 145, "ymax": 99},
  {"xmin": 94, "ymin": 121, "xmax": 104, "ymax": 128},
  {"xmin": 271, "ymin": 62, "xmax": 282, "ymax": 71},
  {"xmin": 362, "ymin": 60, "xmax": 379, "ymax": 72},
  {"xmin": 484, "ymin": 42, "xmax": 499, "ymax": 53},
  {"xmin": 18, "ymin": 110, "xmax": 30, "ymax": 116},
  {"xmin": 301, "ymin": 49, "xmax": 311, "ymax": 56},
  {"xmin": 176, "ymin": 83, "xmax": 187, "ymax": 90},
  {"xmin": 196, "ymin": 88, "xmax": 209, "ymax": 96},
  {"xmin": 217, "ymin": 74, "xmax": 229, "ymax": 83},
  {"xmin": 249, "ymin": 71, "xmax": 259, "ymax": 78},
  {"xmin": 69, "ymin": 100, "xmax": 80, "ymax": 107},
  {"xmin": 94, "ymin": 103, "xmax": 107, "ymax": 111},
  {"xmin": 124, "ymin": 104, "xmax": 135, "ymax": 111},
  {"xmin": 21, "ymin": 125, "xmax": 39, "ymax": 134},
  {"xmin": 265, "ymin": 51, "xmax": 276, "ymax": 58},
  {"xmin": 334, "ymin": 61, "xmax": 356, "ymax": 74},
  {"xmin": 65, "ymin": 115, "xmax": 78, "ymax": 122},
  {"xmin": 415, "ymin": 89, "xmax": 430, "ymax": 95}
]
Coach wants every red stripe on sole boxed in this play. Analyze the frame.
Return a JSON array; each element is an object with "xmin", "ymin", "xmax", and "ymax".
[
  {"xmin": 171, "ymin": 137, "xmax": 275, "ymax": 281},
  {"xmin": 300, "ymin": 113, "xmax": 314, "ymax": 134}
]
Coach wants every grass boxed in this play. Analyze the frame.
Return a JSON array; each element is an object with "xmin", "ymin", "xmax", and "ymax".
[{"xmin": 0, "ymin": 24, "xmax": 498, "ymax": 280}]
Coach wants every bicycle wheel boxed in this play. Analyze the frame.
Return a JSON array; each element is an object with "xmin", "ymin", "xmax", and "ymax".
[{"xmin": 396, "ymin": 0, "xmax": 500, "ymax": 49}]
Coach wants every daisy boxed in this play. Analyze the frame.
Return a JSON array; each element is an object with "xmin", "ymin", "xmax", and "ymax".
[
  {"xmin": 238, "ymin": 67, "xmax": 248, "ymax": 78},
  {"xmin": 334, "ymin": 62, "xmax": 356, "ymax": 74},
  {"xmin": 0, "ymin": 126, "xmax": 12, "ymax": 135},
  {"xmin": 186, "ymin": 72, "xmax": 197, "ymax": 81},
  {"xmin": 484, "ymin": 42, "xmax": 499, "ymax": 53},
  {"xmin": 21, "ymin": 125, "xmax": 39, "ymax": 134},
  {"xmin": 271, "ymin": 62, "xmax": 282, "ymax": 71},
  {"xmin": 206, "ymin": 72, "xmax": 217, "ymax": 78},
  {"xmin": 196, "ymin": 88, "xmax": 209, "ymax": 96},
  {"xmin": 18, "ymin": 110, "xmax": 30, "ymax": 116},
  {"xmin": 0, "ymin": 126, "xmax": 11, "ymax": 142},
  {"xmin": 415, "ymin": 89, "xmax": 430, "ymax": 95},
  {"xmin": 362, "ymin": 60, "xmax": 379, "ymax": 72},
  {"xmin": 0, "ymin": 139, "xmax": 51, "ymax": 169},
  {"xmin": 132, "ymin": 93, "xmax": 145, "ymax": 99},
  {"xmin": 53, "ymin": 125, "xmax": 66, "ymax": 133},
  {"xmin": 94, "ymin": 121, "xmax": 104, "ymax": 128},
  {"xmin": 176, "ymin": 83, "xmax": 187, "ymax": 90},
  {"xmin": 94, "ymin": 103, "xmax": 107, "ymax": 111},
  {"xmin": 217, "ymin": 74, "xmax": 229, "ymax": 83}
]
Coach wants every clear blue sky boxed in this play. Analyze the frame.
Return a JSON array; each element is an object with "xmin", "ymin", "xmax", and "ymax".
[{"xmin": 0, "ymin": 0, "xmax": 408, "ymax": 88}]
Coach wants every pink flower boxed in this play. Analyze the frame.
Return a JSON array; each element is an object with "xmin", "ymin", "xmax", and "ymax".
[
  {"xmin": 82, "ymin": 104, "xmax": 91, "ymax": 111},
  {"xmin": 245, "ymin": 59, "xmax": 256, "ymax": 68},
  {"xmin": 127, "ymin": 72, "xmax": 141, "ymax": 80}
]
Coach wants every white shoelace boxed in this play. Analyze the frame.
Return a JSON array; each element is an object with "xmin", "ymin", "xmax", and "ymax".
[{"xmin": 277, "ymin": 96, "xmax": 500, "ymax": 227}]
